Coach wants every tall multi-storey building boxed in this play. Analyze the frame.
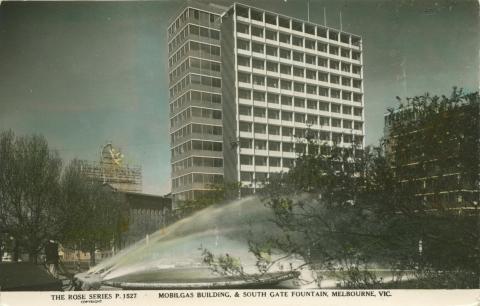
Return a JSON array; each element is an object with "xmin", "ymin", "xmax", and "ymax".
[
  {"xmin": 221, "ymin": 4, "xmax": 365, "ymax": 193},
  {"xmin": 168, "ymin": 1, "xmax": 225, "ymax": 203},
  {"xmin": 384, "ymin": 93, "xmax": 479, "ymax": 210},
  {"xmin": 168, "ymin": 2, "xmax": 365, "ymax": 203}
]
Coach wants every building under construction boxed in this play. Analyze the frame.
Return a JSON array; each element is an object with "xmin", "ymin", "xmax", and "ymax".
[{"xmin": 80, "ymin": 143, "xmax": 142, "ymax": 192}]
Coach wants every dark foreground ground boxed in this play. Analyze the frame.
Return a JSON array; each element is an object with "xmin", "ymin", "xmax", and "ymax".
[{"xmin": 0, "ymin": 263, "xmax": 62, "ymax": 291}]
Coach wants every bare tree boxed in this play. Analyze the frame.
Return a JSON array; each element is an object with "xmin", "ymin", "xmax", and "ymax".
[{"xmin": 0, "ymin": 130, "xmax": 63, "ymax": 263}]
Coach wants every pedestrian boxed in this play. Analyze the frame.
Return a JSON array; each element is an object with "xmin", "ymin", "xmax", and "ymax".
[{"xmin": 45, "ymin": 240, "xmax": 59, "ymax": 277}]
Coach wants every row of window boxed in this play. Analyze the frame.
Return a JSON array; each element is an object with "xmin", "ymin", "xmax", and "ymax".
[
  {"xmin": 168, "ymin": 8, "xmax": 220, "ymax": 39},
  {"xmin": 169, "ymin": 94, "xmax": 361, "ymax": 122},
  {"xmin": 172, "ymin": 172, "xmax": 223, "ymax": 189},
  {"xmin": 170, "ymin": 75, "xmax": 190, "ymax": 99},
  {"xmin": 170, "ymin": 57, "xmax": 221, "ymax": 85},
  {"xmin": 237, "ymin": 62, "xmax": 361, "ymax": 87},
  {"xmin": 172, "ymin": 157, "xmax": 224, "ymax": 173},
  {"xmin": 168, "ymin": 8, "xmax": 190, "ymax": 38},
  {"xmin": 170, "ymin": 90, "xmax": 222, "ymax": 113},
  {"xmin": 172, "ymin": 140, "xmax": 223, "ymax": 158},
  {"xmin": 174, "ymin": 189, "xmax": 221, "ymax": 202},
  {"xmin": 189, "ymin": 24, "xmax": 220, "ymax": 40},
  {"xmin": 236, "ymin": 24, "xmax": 361, "ymax": 60},
  {"xmin": 237, "ymin": 88, "xmax": 362, "ymax": 103},
  {"xmin": 234, "ymin": 5, "xmax": 361, "ymax": 46},
  {"xmin": 171, "ymin": 106, "xmax": 222, "ymax": 128},
  {"xmin": 170, "ymin": 74, "xmax": 221, "ymax": 99},
  {"xmin": 238, "ymin": 108, "xmax": 363, "ymax": 128},
  {"xmin": 238, "ymin": 123, "xmax": 364, "ymax": 141},
  {"xmin": 169, "ymin": 59, "xmax": 189, "ymax": 85},
  {"xmin": 238, "ymin": 72, "xmax": 361, "ymax": 93},
  {"xmin": 169, "ymin": 25, "xmax": 189, "ymax": 54},
  {"xmin": 396, "ymin": 176, "xmax": 464, "ymax": 196},
  {"xmin": 190, "ymin": 57, "xmax": 221, "ymax": 73},
  {"xmin": 173, "ymin": 23, "xmax": 218, "ymax": 50},
  {"xmin": 239, "ymin": 171, "xmax": 286, "ymax": 182},
  {"xmin": 169, "ymin": 42, "xmax": 189, "ymax": 68},
  {"xmin": 130, "ymin": 208, "xmax": 165, "ymax": 221},
  {"xmin": 239, "ymin": 98, "xmax": 362, "ymax": 115},
  {"xmin": 238, "ymin": 136, "xmax": 363, "ymax": 151},
  {"xmin": 191, "ymin": 74, "xmax": 221, "ymax": 87},
  {"xmin": 236, "ymin": 40, "xmax": 361, "ymax": 73},
  {"xmin": 169, "ymin": 24, "xmax": 221, "ymax": 53},
  {"xmin": 171, "ymin": 123, "xmax": 222, "ymax": 143},
  {"xmin": 239, "ymin": 155, "xmax": 296, "ymax": 167},
  {"xmin": 169, "ymin": 41, "xmax": 221, "ymax": 69}
]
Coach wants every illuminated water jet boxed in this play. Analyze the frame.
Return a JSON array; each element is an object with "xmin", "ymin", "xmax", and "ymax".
[{"xmin": 75, "ymin": 196, "xmax": 316, "ymax": 289}]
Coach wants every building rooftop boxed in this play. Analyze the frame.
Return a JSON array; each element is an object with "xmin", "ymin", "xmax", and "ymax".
[
  {"xmin": 169, "ymin": 1, "xmax": 362, "ymax": 40},
  {"xmin": 230, "ymin": 2, "xmax": 362, "ymax": 40},
  {"xmin": 168, "ymin": 0, "xmax": 227, "ymax": 25}
]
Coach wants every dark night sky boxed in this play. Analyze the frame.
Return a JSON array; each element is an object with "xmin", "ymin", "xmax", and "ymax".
[{"xmin": 0, "ymin": 0, "xmax": 478, "ymax": 195}]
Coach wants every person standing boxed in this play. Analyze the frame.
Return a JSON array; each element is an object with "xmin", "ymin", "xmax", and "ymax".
[{"xmin": 45, "ymin": 240, "xmax": 59, "ymax": 277}]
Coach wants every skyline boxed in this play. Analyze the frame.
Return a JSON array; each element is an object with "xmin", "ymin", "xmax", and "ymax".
[{"xmin": 0, "ymin": 0, "xmax": 478, "ymax": 195}]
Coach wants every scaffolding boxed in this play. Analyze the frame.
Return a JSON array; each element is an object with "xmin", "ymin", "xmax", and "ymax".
[{"xmin": 80, "ymin": 143, "xmax": 142, "ymax": 192}]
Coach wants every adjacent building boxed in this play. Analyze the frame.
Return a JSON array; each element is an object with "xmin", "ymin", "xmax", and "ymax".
[
  {"xmin": 384, "ymin": 94, "xmax": 479, "ymax": 210},
  {"xmin": 78, "ymin": 144, "xmax": 173, "ymax": 247},
  {"xmin": 168, "ymin": 1, "xmax": 225, "ymax": 203},
  {"xmin": 168, "ymin": 1, "xmax": 365, "ymax": 203},
  {"xmin": 115, "ymin": 190, "xmax": 172, "ymax": 247},
  {"xmin": 62, "ymin": 188, "xmax": 173, "ymax": 259}
]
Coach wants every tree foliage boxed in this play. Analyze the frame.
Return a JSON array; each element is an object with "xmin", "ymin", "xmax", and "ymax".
[
  {"xmin": 259, "ymin": 144, "xmax": 394, "ymax": 288},
  {"xmin": 61, "ymin": 159, "xmax": 126, "ymax": 265},
  {"xmin": 382, "ymin": 88, "xmax": 480, "ymax": 287},
  {"xmin": 385, "ymin": 87, "xmax": 479, "ymax": 210},
  {"xmin": 255, "ymin": 89, "xmax": 479, "ymax": 288}
]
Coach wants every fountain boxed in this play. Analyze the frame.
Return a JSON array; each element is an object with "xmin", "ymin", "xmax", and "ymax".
[{"xmin": 75, "ymin": 196, "xmax": 316, "ymax": 290}]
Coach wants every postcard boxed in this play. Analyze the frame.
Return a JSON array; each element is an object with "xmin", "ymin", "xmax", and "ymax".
[{"xmin": 0, "ymin": 0, "xmax": 479, "ymax": 305}]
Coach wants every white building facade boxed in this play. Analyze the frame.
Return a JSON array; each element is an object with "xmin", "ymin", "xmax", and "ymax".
[
  {"xmin": 221, "ymin": 4, "xmax": 365, "ymax": 193},
  {"xmin": 168, "ymin": 2, "xmax": 365, "ymax": 202}
]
